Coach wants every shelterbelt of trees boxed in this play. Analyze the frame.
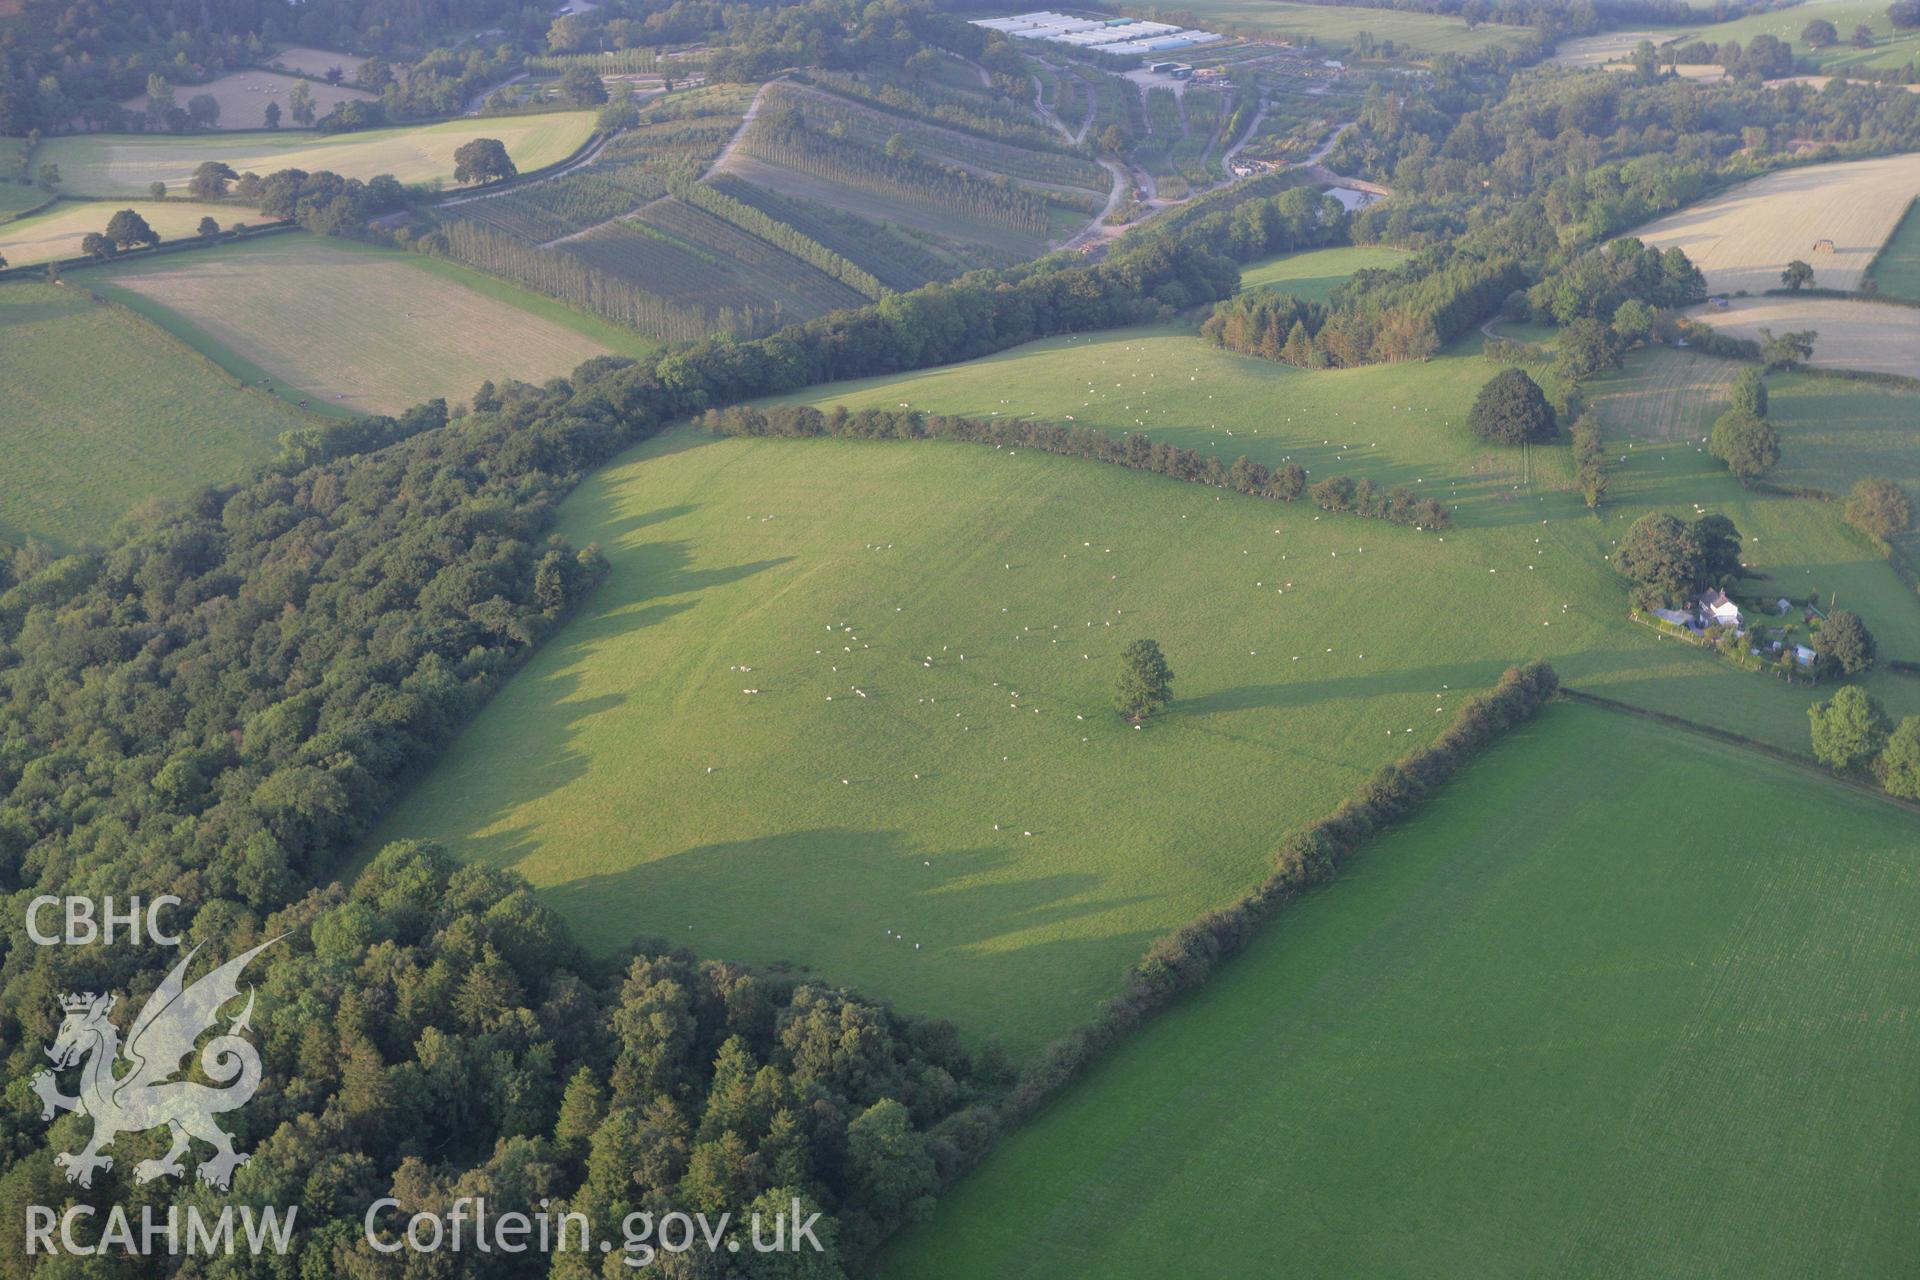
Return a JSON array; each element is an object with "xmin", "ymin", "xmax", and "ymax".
[
  {"xmin": 0, "ymin": 234, "xmax": 1236, "ymax": 1275},
  {"xmin": 705, "ymin": 403, "xmax": 1455, "ymax": 529}
]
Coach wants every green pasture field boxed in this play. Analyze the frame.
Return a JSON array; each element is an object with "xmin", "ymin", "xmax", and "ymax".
[
  {"xmin": 83, "ymin": 233, "xmax": 655, "ymax": 415},
  {"xmin": 879, "ymin": 700, "xmax": 1920, "ymax": 1277},
  {"xmin": 1237, "ymin": 243, "xmax": 1412, "ymax": 301},
  {"xmin": 1866, "ymin": 198, "xmax": 1920, "ymax": 300},
  {"xmin": 1153, "ymin": 0, "xmax": 1534, "ymax": 55},
  {"xmin": 0, "ymin": 198, "xmax": 240, "ymax": 266},
  {"xmin": 29, "ymin": 111, "xmax": 598, "ymax": 198},
  {"xmin": 364, "ymin": 323, "xmax": 1920, "ymax": 1053},
  {"xmin": 0, "ymin": 280, "xmax": 310, "ymax": 547},
  {"xmin": 0, "ymin": 186, "xmax": 46, "ymax": 219},
  {"xmin": 768, "ymin": 326, "xmax": 1920, "ymax": 735}
]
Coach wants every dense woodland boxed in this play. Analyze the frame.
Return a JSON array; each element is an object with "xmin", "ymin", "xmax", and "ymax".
[{"xmin": 0, "ymin": 234, "xmax": 1236, "ymax": 1272}]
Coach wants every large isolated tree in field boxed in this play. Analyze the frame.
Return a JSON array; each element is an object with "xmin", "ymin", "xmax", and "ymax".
[
  {"xmin": 1781, "ymin": 259, "xmax": 1814, "ymax": 290},
  {"xmin": 1844, "ymin": 477, "xmax": 1913, "ymax": 543},
  {"xmin": 1469, "ymin": 367, "xmax": 1555, "ymax": 444},
  {"xmin": 454, "ymin": 138, "xmax": 517, "ymax": 185},
  {"xmin": 1802, "ymin": 17, "xmax": 1839, "ymax": 46},
  {"xmin": 1817, "ymin": 608, "xmax": 1876, "ymax": 675},
  {"xmin": 1708, "ymin": 407, "xmax": 1780, "ymax": 483},
  {"xmin": 188, "ymin": 159, "xmax": 238, "ymax": 198},
  {"xmin": 1115, "ymin": 638, "xmax": 1175, "ymax": 721},
  {"xmin": 104, "ymin": 207, "xmax": 159, "ymax": 249},
  {"xmin": 1810, "ymin": 685, "xmax": 1888, "ymax": 771}
]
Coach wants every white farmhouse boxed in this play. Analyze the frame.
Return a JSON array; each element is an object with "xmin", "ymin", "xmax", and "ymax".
[{"xmin": 1697, "ymin": 589, "xmax": 1741, "ymax": 629}]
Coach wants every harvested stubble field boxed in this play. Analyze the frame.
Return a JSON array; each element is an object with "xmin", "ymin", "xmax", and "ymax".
[
  {"xmin": 0, "ymin": 198, "xmax": 238, "ymax": 265},
  {"xmin": 87, "ymin": 234, "xmax": 653, "ymax": 414},
  {"xmin": 882, "ymin": 701, "xmax": 1920, "ymax": 1277},
  {"xmin": 1689, "ymin": 295, "xmax": 1920, "ymax": 379},
  {"xmin": 121, "ymin": 70, "xmax": 374, "ymax": 131},
  {"xmin": 30, "ymin": 111, "xmax": 598, "ymax": 197},
  {"xmin": 1629, "ymin": 153, "xmax": 1920, "ymax": 295},
  {"xmin": 0, "ymin": 281, "xmax": 309, "ymax": 547}
]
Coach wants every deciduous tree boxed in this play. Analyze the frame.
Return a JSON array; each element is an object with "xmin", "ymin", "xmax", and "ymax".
[
  {"xmin": 1708, "ymin": 408, "xmax": 1780, "ymax": 483},
  {"xmin": 453, "ymin": 137, "xmax": 516, "ymax": 185},
  {"xmin": 1810, "ymin": 685, "xmax": 1888, "ymax": 770},
  {"xmin": 1844, "ymin": 477, "xmax": 1913, "ymax": 543},
  {"xmin": 1817, "ymin": 608, "xmax": 1876, "ymax": 675},
  {"xmin": 1115, "ymin": 638, "xmax": 1175, "ymax": 721},
  {"xmin": 1469, "ymin": 367, "xmax": 1555, "ymax": 443}
]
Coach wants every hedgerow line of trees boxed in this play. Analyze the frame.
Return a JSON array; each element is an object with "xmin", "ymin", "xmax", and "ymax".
[
  {"xmin": 703, "ymin": 404, "xmax": 1453, "ymax": 530},
  {"xmin": 1006, "ymin": 660, "xmax": 1561, "ymax": 1124}
]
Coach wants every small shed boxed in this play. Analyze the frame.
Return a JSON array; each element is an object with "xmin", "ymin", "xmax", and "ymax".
[
  {"xmin": 1813, "ymin": 238, "xmax": 1835, "ymax": 254},
  {"xmin": 1795, "ymin": 645, "xmax": 1818, "ymax": 668}
]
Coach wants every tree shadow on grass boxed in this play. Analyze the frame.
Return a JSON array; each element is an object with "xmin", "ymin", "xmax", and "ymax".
[
  {"xmin": 354, "ymin": 539, "xmax": 792, "ymax": 873},
  {"xmin": 536, "ymin": 826, "xmax": 1165, "ymax": 1049}
]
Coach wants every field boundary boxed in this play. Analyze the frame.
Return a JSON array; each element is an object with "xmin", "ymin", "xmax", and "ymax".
[
  {"xmin": 0, "ymin": 219, "xmax": 297, "ymax": 281},
  {"xmin": 1560, "ymin": 688, "xmax": 1920, "ymax": 815},
  {"xmin": 991, "ymin": 660, "xmax": 1560, "ymax": 1130}
]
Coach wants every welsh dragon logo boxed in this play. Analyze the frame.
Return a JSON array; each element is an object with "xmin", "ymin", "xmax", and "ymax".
[{"xmin": 31, "ymin": 937, "xmax": 280, "ymax": 1191}]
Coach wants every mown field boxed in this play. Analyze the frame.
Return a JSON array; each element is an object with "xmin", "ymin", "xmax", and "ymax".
[
  {"xmin": 1157, "ymin": 0, "xmax": 1534, "ymax": 54},
  {"xmin": 1627, "ymin": 152, "xmax": 1920, "ymax": 295},
  {"xmin": 263, "ymin": 45, "xmax": 367, "ymax": 79},
  {"xmin": 0, "ymin": 197, "xmax": 237, "ymax": 265},
  {"xmin": 0, "ymin": 281, "xmax": 309, "ymax": 547},
  {"xmin": 30, "ymin": 111, "xmax": 598, "ymax": 197},
  {"xmin": 121, "ymin": 69, "xmax": 374, "ymax": 131},
  {"xmin": 1690, "ymin": 295, "xmax": 1920, "ymax": 379},
  {"xmin": 1237, "ymin": 243, "xmax": 1412, "ymax": 301},
  {"xmin": 85, "ymin": 234, "xmax": 654, "ymax": 414},
  {"xmin": 879, "ymin": 700, "xmax": 1920, "ymax": 1278}
]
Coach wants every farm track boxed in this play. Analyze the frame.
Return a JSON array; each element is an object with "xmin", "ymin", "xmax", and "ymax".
[
  {"xmin": 436, "ymin": 129, "xmax": 616, "ymax": 213},
  {"xmin": 531, "ymin": 79, "xmax": 779, "ymax": 248}
]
